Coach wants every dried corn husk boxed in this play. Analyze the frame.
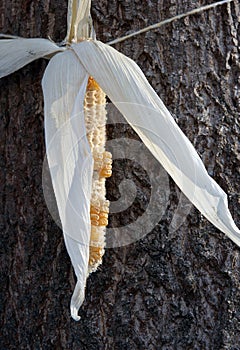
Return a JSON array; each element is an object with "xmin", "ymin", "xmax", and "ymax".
[
  {"xmin": 0, "ymin": 38, "xmax": 64, "ymax": 78},
  {"xmin": 72, "ymin": 40, "xmax": 240, "ymax": 246},
  {"xmin": 65, "ymin": 0, "xmax": 92, "ymax": 43},
  {"xmin": 42, "ymin": 50, "xmax": 92, "ymax": 320}
]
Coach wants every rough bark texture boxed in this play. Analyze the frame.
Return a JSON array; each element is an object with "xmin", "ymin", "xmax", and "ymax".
[{"xmin": 0, "ymin": 0, "xmax": 240, "ymax": 349}]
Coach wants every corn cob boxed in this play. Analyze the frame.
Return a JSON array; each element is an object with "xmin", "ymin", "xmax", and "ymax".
[{"xmin": 84, "ymin": 77, "xmax": 112, "ymax": 272}]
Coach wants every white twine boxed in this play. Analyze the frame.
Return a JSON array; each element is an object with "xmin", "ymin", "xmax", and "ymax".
[{"xmin": 107, "ymin": 0, "xmax": 233, "ymax": 45}]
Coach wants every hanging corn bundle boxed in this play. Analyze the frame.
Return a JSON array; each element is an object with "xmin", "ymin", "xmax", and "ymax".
[{"xmin": 0, "ymin": 0, "xmax": 239, "ymax": 321}]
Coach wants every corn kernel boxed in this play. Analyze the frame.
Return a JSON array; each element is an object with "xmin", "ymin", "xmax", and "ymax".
[
  {"xmin": 87, "ymin": 76, "xmax": 101, "ymax": 91},
  {"xmin": 99, "ymin": 218, "xmax": 108, "ymax": 226},
  {"xmin": 99, "ymin": 168, "xmax": 112, "ymax": 178}
]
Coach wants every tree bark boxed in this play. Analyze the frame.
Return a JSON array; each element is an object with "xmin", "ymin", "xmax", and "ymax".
[{"xmin": 0, "ymin": 0, "xmax": 240, "ymax": 349}]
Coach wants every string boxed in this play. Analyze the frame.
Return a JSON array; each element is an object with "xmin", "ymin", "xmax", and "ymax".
[{"xmin": 107, "ymin": 0, "xmax": 233, "ymax": 45}]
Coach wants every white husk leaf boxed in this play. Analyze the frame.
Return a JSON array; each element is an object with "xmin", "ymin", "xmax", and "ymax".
[
  {"xmin": 72, "ymin": 40, "xmax": 240, "ymax": 246},
  {"xmin": 0, "ymin": 38, "xmax": 64, "ymax": 78},
  {"xmin": 42, "ymin": 50, "xmax": 92, "ymax": 321}
]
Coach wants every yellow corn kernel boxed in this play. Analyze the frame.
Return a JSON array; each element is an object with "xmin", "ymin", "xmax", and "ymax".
[
  {"xmin": 99, "ymin": 207, "xmax": 109, "ymax": 226},
  {"xmin": 89, "ymin": 247, "xmax": 104, "ymax": 267},
  {"xmin": 90, "ymin": 213, "xmax": 99, "ymax": 221},
  {"xmin": 99, "ymin": 152, "xmax": 112, "ymax": 178},
  {"xmin": 91, "ymin": 220, "xmax": 99, "ymax": 227},
  {"xmin": 90, "ymin": 200, "xmax": 109, "ymax": 227},
  {"xmin": 93, "ymin": 150, "xmax": 112, "ymax": 177},
  {"xmin": 87, "ymin": 76, "xmax": 101, "ymax": 91},
  {"xmin": 90, "ymin": 207, "xmax": 100, "ymax": 216},
  {"xmin": 99, "ymin": 212, "xmax": 108, "ymax": 219},
  {"xmin": 99, "ymin": 168, "xmax": 112, "ymax": 178},
  {"xmin": 99, "ymin": 218, "xmax": 108, "ymax": 226}
]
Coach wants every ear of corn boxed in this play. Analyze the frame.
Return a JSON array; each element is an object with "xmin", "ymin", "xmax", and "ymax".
[
  {"xmin": 84, "ymin": 77, "xmax": 112, "ymax": 272},
  {"xmin": 1, "ymin": 0, "xmax": 239, "ymax": 322}
]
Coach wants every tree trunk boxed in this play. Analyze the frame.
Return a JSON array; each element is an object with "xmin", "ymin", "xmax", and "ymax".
[{"xmin": 1, "ymin": 0, "xmax": 240, "ymax": 349}]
